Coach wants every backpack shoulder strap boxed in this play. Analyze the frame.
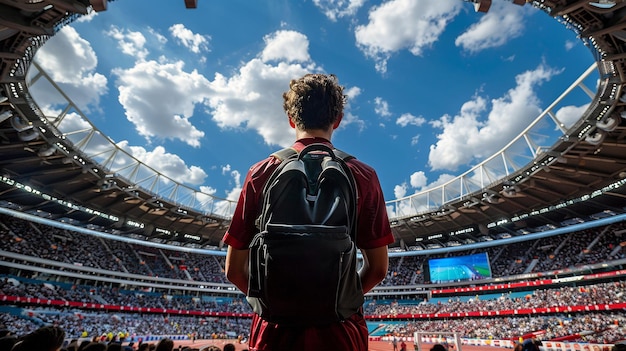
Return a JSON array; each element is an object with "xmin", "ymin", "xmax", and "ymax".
[
  {"xmin": 331, "ymin": 148, "xmax": 358, "ymax": 241},
  {"xmin": 271, "ymin": 147, "xmax": 298, "ymax": 161},
  {"xmin": 333, "ymin": 148, "xmax": 355, "ymax": 162},
  {"xmin": 273, "ymin": 145, "xmax": 354, "ymax": 162},
  {"xmin": 255, "ymin": 147, "xmax": 298, "ymax": 230}
]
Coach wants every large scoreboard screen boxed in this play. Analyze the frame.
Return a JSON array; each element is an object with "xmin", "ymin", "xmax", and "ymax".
[{"xmin": 427, "ymin": 252, "xmax": 492, "ymax": 283}]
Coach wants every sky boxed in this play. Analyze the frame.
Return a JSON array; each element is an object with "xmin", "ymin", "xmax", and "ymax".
[{"xmin": 29, "ymin": 0, "xmax": 597, "ymax": 216}]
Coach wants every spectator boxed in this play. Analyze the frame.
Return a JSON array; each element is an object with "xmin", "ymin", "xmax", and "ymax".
[
  {"xmin": 0, "ymin": 335, "xmax": 16, "ymax": 351},
  {"xmin": 11, "ymin": 325, "xmax": 65, "ymax": 351},
  {"xmin": 81, "ymin": 342, "xmax": 106, "ymax": 351},
  {"xmin": 612, "ymin": 343, "xmax": 626, "ymax": 351},
  {"xmin": 155, "ymin": 339, "xmax": 174, "ymax": 351}
]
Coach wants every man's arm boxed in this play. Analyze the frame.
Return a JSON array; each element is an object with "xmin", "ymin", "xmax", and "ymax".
[
  {"xmin": 359, "ymin": 245, "xmax": 389, "ymax": 293},
  {"xmin": 225, "ymin": 246, "xmax": 249, "ymax": 294}
]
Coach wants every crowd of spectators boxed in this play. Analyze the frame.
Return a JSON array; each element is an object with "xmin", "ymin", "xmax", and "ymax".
[
  {"xmin": 1, "ymin": 275, "xmax": 626, "ymax": 343},
  {"xmin": 1, "ymin": 213, "xmax": 626, "ymax": 345},
  {"xmin": 0, "ymin": 278, "xmax": 250, "ymax": 314},
  {"xmin": 374, "ymin": 311, "xmax": 626, "ymax": 344},
  {"xmin": 376, "ymin": 222, "xmax": 626, "ymax": 287},
  {"xmin": 2, "ymin": 214, "xmax": 625, "ymax": 286},
  {"xmin": 0, "ymin": 308, "xmax": 249, "ymax": 343},
  {"xmin": 365, "ymin": 281, "xmax": 626, "ymax": 316},
  {"xmin": 0, "ymin": 324, "xmax": 240, "ymax": 351}
]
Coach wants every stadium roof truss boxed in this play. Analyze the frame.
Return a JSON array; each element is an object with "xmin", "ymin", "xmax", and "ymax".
[{"xmin": 0, "ymin": 0, "xmax": 625, "ymax": 249}]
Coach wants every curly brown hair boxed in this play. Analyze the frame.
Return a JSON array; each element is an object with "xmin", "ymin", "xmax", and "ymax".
[{"xmin": 282, "ymin": 73, "xmax": 346, "ymax": 131}]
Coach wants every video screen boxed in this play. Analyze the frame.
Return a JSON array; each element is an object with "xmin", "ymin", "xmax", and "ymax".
[{"xmin": 427, "ymin": 252, "xmax": 492, "ymax": 283}]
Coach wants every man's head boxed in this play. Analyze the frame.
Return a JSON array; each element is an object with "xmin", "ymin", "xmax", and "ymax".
[
  {"xmin": 11, "ymin": 325, "xmax": 65, "ymax": 351},
  {"xmin": 283, "ymin": 73, "xmax": 346, "ymax": 131},
  {"xmin": 613, "ymin": 343, "xmax": 626, "ymax": 351}
]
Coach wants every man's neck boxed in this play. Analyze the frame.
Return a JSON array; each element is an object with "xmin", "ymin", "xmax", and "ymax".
[{"xmin": 295, "ymin": 128, "xmax": 333, "ymax": 141}]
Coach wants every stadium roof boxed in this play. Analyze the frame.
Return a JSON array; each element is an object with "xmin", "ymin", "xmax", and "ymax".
[{"xmin": 0, "ymin": 0, "xmax": 625, "ymax": 249}]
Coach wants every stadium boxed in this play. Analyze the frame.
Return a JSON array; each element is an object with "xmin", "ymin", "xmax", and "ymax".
[{"xmin": 0, "ymin": 0, "xmax": 626, "ymax": 350}]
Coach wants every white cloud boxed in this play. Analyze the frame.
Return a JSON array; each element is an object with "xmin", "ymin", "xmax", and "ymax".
[
  {"xmin": 206, "ymin": 59, "xmax": 313, "ymax": 147},
  {"xmin": 374, "ymin": 97, "xmax": 392, "ymax": 118},
  {"xmin": 117, "ymin": 141, "xmax": 207, "ymax": 185},
  {"xmin": 389, "ymin": 172, "xmax": 457, "ymax": 217},
  {"xmin": 428, "ymin": 64, "xmax": 559, "ymax": 171},
  {"xmin": 394, "ymin": 183, "xmax": 407, "ymax": 199},
  {"xmin": 205, "ymin": 30, "xmax": 324, "ymax": 147},
  {"xmin": 565, "ymin": 40, "xmax": 576, "ymax": 51},
  {"xmin": 354, "ymin": 0, "xmax": 462, "ymax": 73},
  {"xmin": 313, "ymin": 0, "xmax": 366, "ymax": 21},
  {"xmin": 396, "ymin": 113, "xmax": 426, "ymax": 127},
  {"xmin": 199, "ymin": 185, "xmax": 217, "ymax": 196},
  {"xmin": 221, "ymin": 164, "xmax": 231, "ymax": 175},
  {"xmin": 455, "ymin": 1, "xmax": 526, "ymax": 54},
  {"xmin": 112, "ymin": 60, "xmax": 208, "ymax": 148},
  {"xmin": 169, "ymin": 24, "xmax": 210, "ymax": 54},
  {"xmin": 75, "ymin": 11, "xmax": 98, "ymax": 23},
  {"xmin": 391, "ymin": 170, "xmax": 427, "ymax": 201},
  {"xmin": 411, "ymin": 135, "xmax": 420, "ymax": 146},
  {"xmin": 392, "ymin": 171, "xmax": 427, "ymax": 200},
  {"xmin": 341, "ymin": 86, "xmax": 366, "ymax": 132},
  {"xmin": 112, "ymin": 28, "xmax": 360, "ymax": 149},
  {"xmin": 428, "ymin": 173, "xmax": 457, "ymax": 189},
  {"xmin": 33, "ymin": 26, "xmax": 108, "ymax": 112},
  {"xmin": 106, "ymin": 26, "xmax": 149, "ymax": 61},
  {"xmin": 209, "ymin": 171, "xmax": 243, "ymax": 217},
  {"xmin": 261, "ymin": 30, "xmax": 311, "ymax": 63},
  {"xmin": 410, "ymin": 171, "xmax": 427, "ymax": 188},
  {"xmin": 555, "ymin": 103, "xmax": 590, "ymax": 130},
  {"xmin": 149, "ymin": 27, "xmax": 168, "ymax": 45}
]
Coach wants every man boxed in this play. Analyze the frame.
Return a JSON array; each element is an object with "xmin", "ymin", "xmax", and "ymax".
[
  {"xmin": 10, "ymin": 325, "xmax": 66, "ymax": 351},
  {"xmin": 223, "ymin": 73, "xmax": 394, "ymax": 351}
]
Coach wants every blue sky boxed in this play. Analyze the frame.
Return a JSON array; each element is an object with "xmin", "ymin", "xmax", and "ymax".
[{"xmin": 29, "ymin": 0, "xmax": 596, "ymax": 211}]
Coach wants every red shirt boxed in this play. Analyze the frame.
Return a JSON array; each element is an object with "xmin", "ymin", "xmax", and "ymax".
[{"xmin": 223, "ymin": 137, "xmax": 394, "ymax": 351}]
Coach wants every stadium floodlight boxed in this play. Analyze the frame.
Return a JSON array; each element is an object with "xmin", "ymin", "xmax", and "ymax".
[
  {"xmin": 10, "ymin": 114, "xmax": 31, "ymax": 132},
  {"xmin": 501, "ymin": 184, "xmax": 520, "ymax": 198},
  {"xmin": 585, "ymin": 130, "xmax": 606, "ymax": 145},
  {"xmin": 482, "ymin": 191, "xmax": 502, "ymax": 204},
  {"xmin": 37, "ymin": 145, "xmax": 56, "ymax": 157},
  {"xmin": 596, "ymin": 114, "xmax": 621, "ymax": 132}
]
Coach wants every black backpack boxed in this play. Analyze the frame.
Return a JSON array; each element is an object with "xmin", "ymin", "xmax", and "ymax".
[{"xmin": 247, "ymin": 143, "xmax": 363, "ymax": 325}]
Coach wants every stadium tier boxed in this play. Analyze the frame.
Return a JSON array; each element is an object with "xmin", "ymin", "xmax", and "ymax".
[{"xmin": 0, "ymin": 0, "xmax": 626, "ymax": 348}]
